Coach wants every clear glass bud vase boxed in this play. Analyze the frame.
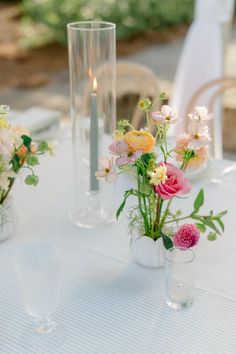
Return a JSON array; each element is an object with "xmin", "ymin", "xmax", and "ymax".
[
  {"xmin": 67, "ymin": 21, "xmax": 116, "ymax": 228},
  {"xmin": 0, "ymin": 196, "xmax": 18, "ymax": 241}
]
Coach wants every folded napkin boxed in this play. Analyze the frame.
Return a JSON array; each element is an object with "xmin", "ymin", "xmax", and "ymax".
[{"xmin": 8, "ymin": 107, "xmax": 62, "ymax": 135}]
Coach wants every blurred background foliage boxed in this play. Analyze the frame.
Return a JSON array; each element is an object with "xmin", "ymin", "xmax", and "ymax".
[{"xmin": 22, "ymin": 0, "xmax": 195, "ymax": 45}]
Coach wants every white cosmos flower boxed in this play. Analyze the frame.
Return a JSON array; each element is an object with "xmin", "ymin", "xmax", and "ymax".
[
  {"xmin": 95, "ymin": 157, "xmax": 118, "ymax": 183},
  {"xmin": 152, "ymin": 105, "xmax": 178, "ymax": 125},
  {"xmin": 188, "ymin": 106, "xmax": 212, "ymax": 122},
  {"xmin": 188, "ymin": 119, "xmax": 211, "ymax": 150}
]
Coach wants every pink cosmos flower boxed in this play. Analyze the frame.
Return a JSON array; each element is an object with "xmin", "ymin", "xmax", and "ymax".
[
  {"xmin": 173, "ymin": 224, "xmax": 200, "ymax": 248},
  {"xmin": 109, "ymin": 140, "xmax": 142, "ymax": 167},
  {"xmin": 152, "ymin": 105, "xmax": 178, "ymax": 125},
  {"xmin": 116, "ymin": 150, "xmax": 143, "ymax": 167},
  {"xmin": 109, "ymin": 140, "xmax": 129, "ymax": 155},
  {"xmin": 95, "ymin": 157, "xmax": 118, "ymax": 183},
  {"xmin": 154, "ymin": 162, "xmax": 191, "ymax": 200}
]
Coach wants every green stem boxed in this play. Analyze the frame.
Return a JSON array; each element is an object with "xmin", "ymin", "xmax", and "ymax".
[
  {"xmin": 155, "ymin": 197, "xmax": 161, "ymax": 227},
  {"xmin": 160, "ymin": 199, "xmax": 172, "ymax": 229},
  {"xmin": 137, "ymin": 174, "xmax": 149, "ymax": 234},
  {"xmin": 146, "ymin": 110, "xmax": 151, "ymax": 131},
  {"xmin": 164, "ymin": 214, "xmax": 192, "ymax": 224},
  {"xmin": 148, "ymin": 195, "xmax": 153, "ymax": 228},
  {"xmin": 1, "ymin": 178, "xmax": 15, "ymax": 204},
  {"xmin": 163, "ymin": 125, "xmax": 168, "ymax": 161},
  {"xmin": 142, "ymin": 194, "xmax": 149, "ymax": 229}
]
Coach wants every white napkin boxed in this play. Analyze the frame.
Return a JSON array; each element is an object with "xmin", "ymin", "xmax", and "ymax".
[{"xmin": 8, "ymin": 107, "xmax": 62, "ymax": 135}]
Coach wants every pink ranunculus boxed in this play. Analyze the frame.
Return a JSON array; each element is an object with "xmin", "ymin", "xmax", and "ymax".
[
  {"xmin": 154, "ymin": 162, "xmax": 191, "ymax": 200},
  {"xmin": 173, "ymin": 224, "xmax": 200, "ymax": 248}
]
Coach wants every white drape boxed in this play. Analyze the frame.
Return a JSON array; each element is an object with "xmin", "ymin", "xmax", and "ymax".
[{"xmin": 170, "ymin": 0, "xmax": 234, "ymax": 157}]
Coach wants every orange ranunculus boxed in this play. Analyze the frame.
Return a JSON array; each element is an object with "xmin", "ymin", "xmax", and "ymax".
[{"xmin": 124, "ymin": 130, "xmax": 155, "ymax": 153}]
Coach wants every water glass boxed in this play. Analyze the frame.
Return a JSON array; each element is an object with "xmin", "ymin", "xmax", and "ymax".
[
  {"xmin": 164, "ymin": 247, "xmax": 195, "ymax": 310},
  {"xmin": 10, "ymin": 239, "xmax": 66, "ymax": 352}
]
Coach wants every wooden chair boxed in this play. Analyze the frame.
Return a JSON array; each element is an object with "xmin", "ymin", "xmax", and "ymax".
[
  {"xmin": 185, "ymin": 77, "xmax": 236, "ymax": 159},
  {"xmin": 116, "ymin": 61, "xmax": 160, "ymax": 128},
  {"xmin": 83, "ymin": 61, "xmax": 160, "ymax": 130}
]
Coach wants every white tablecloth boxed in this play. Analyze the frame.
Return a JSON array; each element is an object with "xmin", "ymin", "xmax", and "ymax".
[{"xmin": 0, "ymin": 136, "xmax": 236, "ymax": 354}]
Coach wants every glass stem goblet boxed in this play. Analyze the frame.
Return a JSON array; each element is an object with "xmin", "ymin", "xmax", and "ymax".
[{"xmin": 10, "ymin": 239, "xmax": 66, "ymax": 352}]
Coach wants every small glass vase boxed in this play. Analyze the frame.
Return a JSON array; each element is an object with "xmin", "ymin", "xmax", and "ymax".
[
  {"xmin": 130, "ymin": 233, "xmax": 165, "ymax": 268},
  {"xmin": 164, "ymin": 247, "xmax": 195, "ymax": 310},
  {"xmin": 0, "ymin": 196, "xmax": 18, "ymax": 242}
]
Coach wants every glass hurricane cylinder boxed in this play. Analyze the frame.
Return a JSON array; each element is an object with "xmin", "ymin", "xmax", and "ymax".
[{"xmin": 67, "ymin": 21, "xmax": 116, "ymax": 228}]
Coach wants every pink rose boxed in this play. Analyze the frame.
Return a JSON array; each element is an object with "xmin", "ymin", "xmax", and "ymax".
[
  {"xmin": 154, "ymin": 162, "xmax": 191, "ymax": 200},
  {"xmin": 173, "ymin": 224, "xmax": 200, "ymax": 248}
]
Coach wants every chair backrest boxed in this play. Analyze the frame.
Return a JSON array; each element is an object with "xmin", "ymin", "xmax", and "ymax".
[
  {"xmin": 185, "ymin": 76, "xmax": 236, "ymax": 159},
  {"xmin": 82, "ymin": 61, "xmax": 160, "ymax": 129},
  {"xmin": 116, "ymin": 61, "xmax": 160, "ymax": 128}
]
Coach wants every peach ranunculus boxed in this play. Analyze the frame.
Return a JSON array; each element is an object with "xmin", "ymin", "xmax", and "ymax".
[
  {"xmin": 16, "ymin": 144, "xmax": 28, "ymax": 159},
  {"xmin": 154, "ymin": 162, "xmax": 191, "ymax": 200},
  {"xmin": 124, "ymin": 130, "xmax": 155, "ymax": 153},
  {"xmin": 10, "ymin": 125, "xmax": 30, "ymax": 150},
  {"xmin": 175, "ymin": 133, "xmax": 208, "ymax": 169},
  {"xmin": 11, "ymin": 125, "xmax": 30, "ymax": 137},
  {"xmin": 187, "ymin": 146, "xmax": 208, "ymax": 169}
]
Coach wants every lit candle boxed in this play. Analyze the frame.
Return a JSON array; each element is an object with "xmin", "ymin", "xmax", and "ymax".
[
  {"xmin": 90, "ymin": 77, "xmax": 99, "ymax": 191},
  {"xmin": 168, "ymin": 278, "xmax": 193, "ymax": 304}
]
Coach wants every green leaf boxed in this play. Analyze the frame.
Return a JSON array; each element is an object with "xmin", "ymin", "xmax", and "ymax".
[
  {"xmin": 216, "ymin": 218, "xmax": 225, "ymax": 232},
  {"xmin": 21, "ymin": 135, "xmax": 32, "ymax": 150},
  {"xmin": 38, "ymin": 141, "xmax": 49, "ymax": 152},
  {"xmin": 207, "ymin": 232, "xmax": 217, "ymax": 241},
  {"xmin": 26, "ymin": 154, "xmax": 39, "ymax": 167},
  {"xmin": 25, "ymin": 175, "xmax": 39, "ymax": 186},
  {"xmin": 139, "ymin": 181, "xmax": 152, "ymax": 195},
  {"xmin": 116, "ymin": 189, "xmax": 133, "ymax": 220},
  {"xmin": 203, "ymin": 218, "xmax": 220, "ymax": 235},
  {"xmin": 215, "ymin": 210, "xmax": 228, "ymax": 218},
  {"xmin": 195, "ymin": 223, "xmax": 206, "ymax": 233},
  {"xmin": 159, "ymin": 92, "xmax": 167, "ymax": 100},
  {"xmin": 11, "ymin": 154, "xmax": 20, "ymax": 172},
  {"xmin": 193, "ymin": 188, "xmax": 204, "ymax": 213},
  {"xmin": 190, "ymin": 214, "xmax": 202, "ymax": 221},
  {"xmin": 161, "ymin": 233, "xmax": 173, "ymax": 250}
]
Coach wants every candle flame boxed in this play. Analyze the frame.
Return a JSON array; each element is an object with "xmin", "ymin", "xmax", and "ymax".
[{"xmin": 93, "ymin": 77, "xmax": 97, "ymax": 92}]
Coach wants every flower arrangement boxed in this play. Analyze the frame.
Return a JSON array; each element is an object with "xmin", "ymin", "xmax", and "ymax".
[
  {"xmin": 96, "ymin": 96, "xmax": 227, "ymax": 250},
  {"xmin": 0, "ymin": 105, "xmax": 50, "ymax": 206}
]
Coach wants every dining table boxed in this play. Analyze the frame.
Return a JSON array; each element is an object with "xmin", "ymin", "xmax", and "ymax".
[{"xmin": 0, "ymin": 131, "xmax": 236, "ymax": 354}]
